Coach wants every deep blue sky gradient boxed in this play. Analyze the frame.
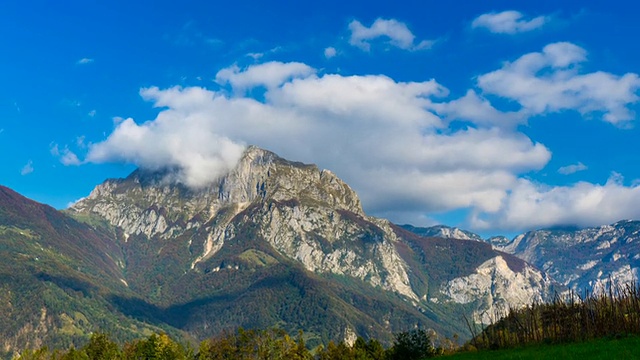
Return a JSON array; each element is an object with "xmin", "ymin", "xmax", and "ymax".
[{"xmin": 1, "ymin": 1, "xmax": 639, "ymax": 236}]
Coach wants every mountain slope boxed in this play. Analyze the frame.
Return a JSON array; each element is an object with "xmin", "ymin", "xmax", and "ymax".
[
  {"xmin": 494, "ymin": 221, "xmax": 640, "ymax": 292},
  {"xmin": 0, "ymin": 186, "xmax": 173, "ymax": 358},
  {"xmin": 393, "ymin": 226, "xmax": 559, "ymax": 323}
]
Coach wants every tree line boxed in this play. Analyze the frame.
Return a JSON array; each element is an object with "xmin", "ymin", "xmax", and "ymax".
[{"xmin": 15, "ymin": 328, "xmax": 446, "ymax": 360}]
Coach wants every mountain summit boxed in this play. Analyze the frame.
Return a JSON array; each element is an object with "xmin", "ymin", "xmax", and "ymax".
[{"xmin": 72, "ymin": 146, "xmax": 364, "ymax": 242}]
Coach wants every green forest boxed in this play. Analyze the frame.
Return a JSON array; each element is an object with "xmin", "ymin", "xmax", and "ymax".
[{"xmin": 14, "ymin": 328, "xmax": 444, "ymax": 360}]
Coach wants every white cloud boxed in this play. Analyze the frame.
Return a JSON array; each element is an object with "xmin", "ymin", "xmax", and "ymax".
[
  {"xmin": 324, "ymin": 47, "xmax": 337, "ymax": 59},
  {"xmin": 85, "ymin": 63, "xmax": 550, "ymax": 215},
  {"xmin": 558, "ymin": 162, "xmax": 587, "ymax": 175},
  {"xmin": 478, "ymin": 42, "xmax": 640, "ymax": 125},
  {"xmin": 67, "ymin": 197, "xmax": 86, "ymax": 208},
  {"xmin": 246, "ymin": 52, "xmax": 264, "ymax": 60},
  {"xmin": 86, "ymin": 112, "xmax": 246, "ymax": 188},
  {"xmin": 61, "ymin": 150, "xmax": 81, "ymax": 166},
  {"xmin": 51, "ymin": 143, "xmax": 82, "ymax": 166},
  {"xmin": 472, "ymin": 10, "xmax": 548, "ymax": 34},
  {"xmin": 77, "ymin": 58, "xmax": 94, "ymax": 65},
  {"xmin": 430, "ymin": 90, "xmax": 526, "ymax": 128},
  {"xmin": 348, "ymin": 18, "xmax": 433, "ymax": 51},
  {"xmin": 472, "ymin": 174, "xmax": 640, "ymax": 230},
  {"xmin": 80, "ymin": 53, "xmax": 640, "ymax": 232},
  {"xmin": 88, "ymin": 109, "xmax": 97, "ymax": 117},
  {"xmin": 20, "ymin": 160, "xmax": 33, "ymax": 175},
  {"xmin": 215, "ymin": 61, "xmax": 315, "ymax": 91},
  {"xmin": 376, "ymin": 210, "xmax": 438, "ymax": 228}
]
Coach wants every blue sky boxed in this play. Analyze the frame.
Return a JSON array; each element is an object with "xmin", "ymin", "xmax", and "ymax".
[{"xmin": 2, "ymin": 0, "xmax": 640, "ymax": 236}]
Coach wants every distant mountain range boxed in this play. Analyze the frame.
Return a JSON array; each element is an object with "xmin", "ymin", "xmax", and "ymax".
[
  {"xmin": 492, "ymin": 220, "xmax": 640, "ymax": 292},
  {"xmin": 1, "ymin": 146, "xmax": 637, "ymax": 357}
]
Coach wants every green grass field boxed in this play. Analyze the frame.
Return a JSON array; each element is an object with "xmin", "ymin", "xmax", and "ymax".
[{"xmin": 445, "ymin": 336, "xmax": 640, "ymax": 359}]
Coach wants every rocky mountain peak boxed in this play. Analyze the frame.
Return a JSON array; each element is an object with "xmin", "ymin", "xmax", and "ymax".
[
  {"xmin": 69, "ymin": 146, "xmax": 419, "ymax": 299},
  {"xmin": 70, "ymin": 146, "xmax": 364, "ymax": 237},
  {"xmin": 218, "ymin": 145, "xmax": 363, "ymax": 214}
]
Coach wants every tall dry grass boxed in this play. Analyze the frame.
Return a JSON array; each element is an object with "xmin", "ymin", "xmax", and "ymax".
[{"xmin": 467, "ymin": 280, "xmax": 640, "ymax": 350}]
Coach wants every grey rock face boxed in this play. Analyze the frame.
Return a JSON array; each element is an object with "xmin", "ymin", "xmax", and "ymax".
[
  {"xmin": 495, "ymin": 221, "xmax": 640, "ymax": 292},
  {"xmin": 439, "ymin": 256, "xmax": 554, "ymax": 324}
]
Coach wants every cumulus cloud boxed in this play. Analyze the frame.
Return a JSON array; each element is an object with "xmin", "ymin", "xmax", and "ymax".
[
  {"xmin": 86, "ymin": 113, "xmax": 246, "ymax": 188},
  {"xmin": 558, "ymin": 162, "xmax": 588, "ymax": 175},
  {"xmin": 324, "ymin": 47, "xmax": 337, "ymax": 59},
  {"xmin": 77, "ymin": 58, "xmax": 94, "ymax": 65},
  {"xmin": 472, "ymin": 10, "xmax": 548, "ymax": 34},
  {"xmin": 348, "ymin": 18, "xmax": 433, "ymax": 51},
  {"xmin": 20, "ymin": 160, "xmax": 33, "ymax": 175},
  {"xmin": 472, "ymin": 174, "xmax": 640, "ymax": 230},
  {"xmin": 79, "ymin": 52, "xmax": 640, "ymax": 232},
  {"xmin": 215, "ymin": 61, "xmax": 315, "ymax": 91},
  {"xmin": 478, "ymin": 42, "xmax": 640, "ymax": 125},
  {"xmin": 84, "ymin": 62, "xmax": 550, "ymax": 217}
]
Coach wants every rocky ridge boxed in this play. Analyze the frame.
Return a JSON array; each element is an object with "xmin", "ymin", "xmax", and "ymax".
[
  {"xmin": 493, "ymin": 221, "xmax": 640, "ymax": 292},
  {"xmin": 405, "ymin": 221, "xmax": 640, "ymax": 296},
  {"xmin": 400, "ymin": 224, "xmax": 482, "ymax": 242}
]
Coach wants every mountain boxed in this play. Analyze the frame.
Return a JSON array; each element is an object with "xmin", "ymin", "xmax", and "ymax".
[
  {"xmin": 0, "ymin": 146, "xmax": 558, "ymax": 356},
  {"xmin": 399, "ymin": 224, "xmax": 482, "ymax": 242},
  {"xmin": 493, "ymin": 221, "xmax": 640, "ymax": 292},
  {"xmin": 0, "ymin": 186, "xmax": 173, "ymax": 359},
  {"xmin": 69, "ymin": 147, "xmax": 556, "ymax": 330},
  {"xmin": 402, "ymin": 221, "xmax": 640, "ymax": 295}
]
